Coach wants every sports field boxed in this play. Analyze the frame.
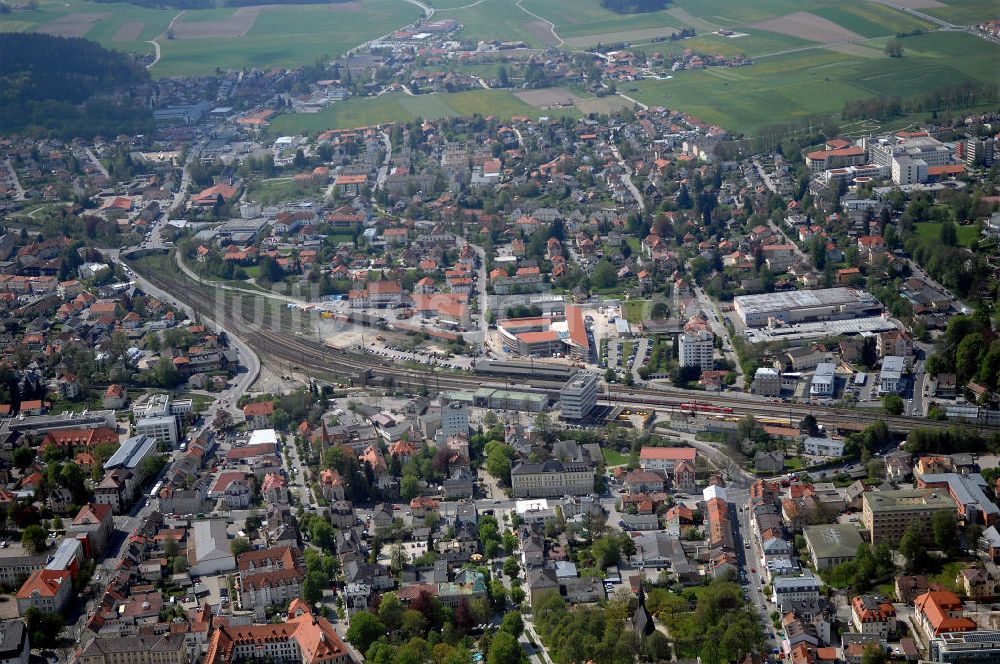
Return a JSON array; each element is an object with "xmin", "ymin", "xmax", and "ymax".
[
  {"xmin": 0, "ymin": 0, "xmax": 420, "ymax": 77},
  {"xmin": 267, "ymin": 89, "xmax": 577, "ymax": 135},
  {"xmin": 626, "ymin": 31, "xmax": 1000, "ymax": 134}
]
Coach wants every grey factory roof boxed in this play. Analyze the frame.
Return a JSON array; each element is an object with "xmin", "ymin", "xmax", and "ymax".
[
  {"xmin": 744, "ymin": 316, "xmax": 899, "ymax": 344},
  {"xmin": 803, "ymin": 523, "xmax": 864, "ymax": 559},
  {"xmin": 734, "ymin": 287, "xmax": 877, "ymax": 315}
]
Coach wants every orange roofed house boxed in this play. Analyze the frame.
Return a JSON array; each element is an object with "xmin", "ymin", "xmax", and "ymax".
[
  {"xmin": 204, "ymin": 599, "xmax": 354, "ymax": 664},
  {"xmin": 914, "ymin": 590, "xmax": 978, "ymax": 639},
  {"xmin": 243, "ymin": 401, "xmax": 274, "ymax": 429},
  {"xmin": 192, "ymin": 183, "xmax": 239, "ymax": 207},
  {"xmin": 16, "ymin": 569, "xmax": 72, "ymax": 616}
]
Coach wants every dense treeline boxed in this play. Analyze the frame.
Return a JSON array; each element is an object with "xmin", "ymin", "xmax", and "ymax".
[
  {"xmin": 841, "ymin": 81, "xmax": 999, "ymax": 121},
  {"xmin": 905, "ymin": 427, "xmax": 1000, "ymax": 455},
  {"xmin": 599, "ymin": 0, "xmax": 669, "ymax": 13},
  {"xmin": 0, "ymin": 33, "xmax": 151, "ymax": 138}
]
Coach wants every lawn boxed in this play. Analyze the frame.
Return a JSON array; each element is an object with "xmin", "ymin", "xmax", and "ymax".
[
  {"xmin": 623, "ymin": 299, "xmax": 647, "ymax": 325},
  {"xmin": 928, "ymin": 561, "xmax": 964, "ymax": 595},
  {"xmin": 627, "ymin": 31, "xmax": 1000, "ymax": 135},
  {"xmin": 915, "ymin": 222, "xmax": 978, "ymax": 248},
  {"xmin": 602, "ymin": 447, "xmax": 628, "ymax": 466},
  {"xmin": 268, "ymin": 89, "xmax": 575, "ymax": 135},
  {"xmin": 0, "ymin": 0, "xmax": 420, "ymax": 78},
  {"xmin": 244, "ymin": 178, "xmax": 323, "ymax": 205}
]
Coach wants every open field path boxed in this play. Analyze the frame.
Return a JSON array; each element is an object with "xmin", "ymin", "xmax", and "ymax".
[
  {"xmin": 516, "ymin": 0, "xmax": 563, "ymax": 46},
  {"xmin": 147, "ymin": 10, "xmax": 185, "ymax": 69}
]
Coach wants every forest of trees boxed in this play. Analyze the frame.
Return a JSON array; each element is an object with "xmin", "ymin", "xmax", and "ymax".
[
  {"xmin": 599, "ymin": 0, "xmax": 669, "ymax": 13},
  {"xmin": 0, "ymin": 32, "xmax": 152, "ymax": 138},
  {"xmin": 841, "ymin": 81, "xmax": 999, "ymax": 121}
]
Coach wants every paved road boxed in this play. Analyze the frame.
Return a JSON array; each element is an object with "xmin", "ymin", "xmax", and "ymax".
[
  {"xmin": 692, "ymin": 285, "xmax": 744, "ymax": 385},
  {"xmin": 374, "ymin": 130, "xmax": 393, "ymax": 190},
  {"xmin": 609, "ymin": 142, "xmax": 646, "ymax": 212},
  {"xmin": 3, "ymin": 160, "xmax": 24, "ymax": 201},
  {"xmin": 84, "ymin": 147, "xmax": 109, "ymax": 179}
]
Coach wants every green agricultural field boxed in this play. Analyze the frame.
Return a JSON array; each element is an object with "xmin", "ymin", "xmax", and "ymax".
[
  {"xmin": 808, "ymin": 4, "xmax": 933, "ymax": 38},
  {"xmin": 0, "ymin": 0, "xmax": 419, "ymax": 78},
  {"xmin": 923, "ymin": 0, "xmax": 999, "ymax": 26},
  {"xmin": 671, "ymin": 0, "xmax": 831, "ymax": 27},
  {"xmin": 521, "ymin": 0, "xmax": 680, "ymax": 39},
  {"xmin": 439, "ymin": 0, "xmax": 555, "ymax": 46},
  {"xmin": 628, "ymin": 31, "xmax": 999, "ymax": 134},
  {"xmin": 268, "ymin": 89, "xmax": 575, "ymax": 135},
  {"xmin": 153, "ymin": 0, "xmax": 420, "ymax": 77},
  {"xmin": 679, "ymin": 29, "xmax": 815, "ymax": 57}
]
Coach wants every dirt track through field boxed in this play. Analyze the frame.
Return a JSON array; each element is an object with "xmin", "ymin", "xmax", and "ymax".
[
  {"xmin": 112, "ymin": 21, "xmax": 145, "ymax": 41},
  {"xmin": 171, "ymin": 6, "xmax": 263, "ymax": 39},
  {"xmin": 825, "ymin": 42, "xmax": 885, "ymax": 58},
  {"xmin": 38, "ymin": 12, "xmax": 109, "ymax": 38},
  {"xmin": 750, "ymin": 11, "xmax": 864, "ymax": 42}
]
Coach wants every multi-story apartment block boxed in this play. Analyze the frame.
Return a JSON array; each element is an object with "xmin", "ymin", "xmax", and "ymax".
[
  {"xmin": 559, "ymin": 373, "xmax": 597, "ymax": 420},
  {"xmin": 862, "ymin": 489, "xmax": 957, "ymax": 546}
]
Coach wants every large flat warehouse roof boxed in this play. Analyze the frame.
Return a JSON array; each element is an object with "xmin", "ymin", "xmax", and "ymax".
[{"xmin": 734, "ymin": 288, "xmax": 877, "ymax": 315}]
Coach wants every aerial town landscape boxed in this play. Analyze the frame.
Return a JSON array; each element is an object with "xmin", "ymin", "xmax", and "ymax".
[{"xmin": 0, "ymin": 0, "xmax": 999, "ymax": 662}]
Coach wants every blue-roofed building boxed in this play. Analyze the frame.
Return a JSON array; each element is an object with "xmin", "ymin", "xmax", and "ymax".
[{"xmin": 103, "ymin": 434, "xmax": 157, "ymax": 472}]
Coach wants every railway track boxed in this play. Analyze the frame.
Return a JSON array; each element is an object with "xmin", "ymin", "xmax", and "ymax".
[{"xmin": 130, "ymin": 259, "xmax": 996, "ymax": 435}]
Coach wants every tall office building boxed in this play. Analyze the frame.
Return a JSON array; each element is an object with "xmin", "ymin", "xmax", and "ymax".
[{"xmin": 560, "ymin": 373, "xmax": 597, "ymax": 420}]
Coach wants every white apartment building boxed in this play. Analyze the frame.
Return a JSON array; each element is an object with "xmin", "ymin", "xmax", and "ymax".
[
  {"xmin": 810, "ymin": 362, "xmax": 836, "ymax": 397},
  {"xmin": 679, "ymin": 330, "xmax": 714, "ymax": 373},
  {"xmin": 803, "ymin": 437, "xmax": 845, "ymax": 457},
  {"xmin": 560, "ymin": 372, "xmax": 598, "ymax": 420},
  {"xmin": 772, "ymin": 573, "xmax": 820, "ymax": 612},
  {"xmin": 441, "ymin": 402, "xmax": 470, "ymax": 438},
  {"xmin": 132, "ymin": 394, "xmax": 184, "ymax": 446},
  {"xmin": 879, "ymin": 355, "xmax": 905, "ymax": 394}
]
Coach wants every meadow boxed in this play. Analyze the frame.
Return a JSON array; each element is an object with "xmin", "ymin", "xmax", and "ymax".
[
  {"xmin": 2, "ymin": 0, "xmax": 996, "ymax": 133},
  {"xmin": 268, "ymin": 89, "xmax": 575, "ymax": 135},
  {"xmin": 626, "ymin": 30, "xmax": 1000, "ymax": 135},
  {"xmin": 0, "ymin": 0, "xmax": 420, "ymax": 77},
  {"xmin": 915, "ymin": 222, "xmax": 979, "ymax": 248}
]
